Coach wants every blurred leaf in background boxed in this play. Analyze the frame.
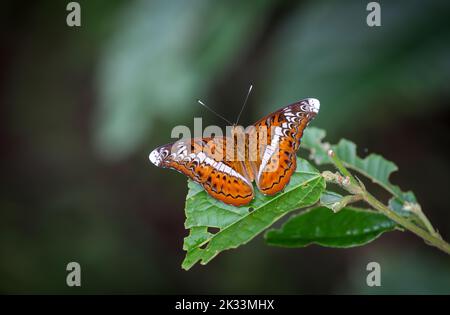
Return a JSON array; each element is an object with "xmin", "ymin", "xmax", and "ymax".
[
  {"xmin": 259, "ymin": 0, "xmax": 450, "ymax": 135},
  {"xmin": 94, "ymin": 0, "xmax": 450, "ymax": 159},
  {"xmin": 94, "ymin": 0, "xmax": 274, "ymax": 160}
]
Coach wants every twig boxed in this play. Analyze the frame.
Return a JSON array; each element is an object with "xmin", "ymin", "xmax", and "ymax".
[{"xmin": 325, "ymin": 149, "xmax": 450, "ymax": 255}]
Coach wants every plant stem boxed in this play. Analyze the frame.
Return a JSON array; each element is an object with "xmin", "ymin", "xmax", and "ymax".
[
  {"xmin": 417, "ymin": 212, "xmax": 438, "ymax": 236},
  {"xmin": 410, "ymin": 204, "xmax": 440, "ymax": 237},
  {"xmin": 327, "ymin": 150, "xmax": 450, "ymax": 256},
  {"xmin": 363, "ymin": 191, "xmax": 450, "ymax": 255},
  {"xmin": 327, "ymin": 150, "xmax": 358, "ymax": 186}
]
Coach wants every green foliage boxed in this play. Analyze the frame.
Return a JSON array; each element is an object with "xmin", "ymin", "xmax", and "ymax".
[
  {"xmin": 319, "ymin": 191, "xmax": 345, "ymax": 210},
  {"xmin": 266, "ymin": 127, "xmax": 450, "ymax": 255},
  {"xmin": 303, "ymin": 128, "xmax": 399, "ymax": 195},
  {"xmin": 265, "ymin": 207, "xmax": 396, "ymax": 248},
  {"xmin": 180, "ymin": 126, "xmax": 450, "ymax": 269},
  {"xmin": 182, "ymin": 158, "xmax": 325, "ymax": 270},
  {"xmin": 302, "ymin": 127, "xmax": 418, "ymax": 213}
]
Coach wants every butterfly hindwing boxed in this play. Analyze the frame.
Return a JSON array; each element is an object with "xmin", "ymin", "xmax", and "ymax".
[{"xmin": 149, "ymin": 138, "xmax": 254, "ymax": 206}]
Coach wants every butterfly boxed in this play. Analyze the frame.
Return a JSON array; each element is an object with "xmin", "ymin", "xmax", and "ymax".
[{"xmin": 149, "ymin": 98, "xmax": 320, "ymax": 206}]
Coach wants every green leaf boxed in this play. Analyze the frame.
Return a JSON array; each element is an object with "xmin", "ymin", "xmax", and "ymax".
[
  {"xmin": 265, "ymin": 207, "xmax": 397, "ymax": 248},
  {"xmin": 388, "ymin": 190, "xmax": 417, "ymax": 216},
  {"xmin": 302, "ymin": 127, "xmax": 417, "ymax": 211},
  {"xmin": 301, "ymin": 127, "xmax": 330, "ymax": 165},
  {"xmin": 182, "ymin": 158, "xmax": 325, "ymax": 270},
  {"xmin": 319, "ymin": 190, "xmax": 344, "ymax": 210}
]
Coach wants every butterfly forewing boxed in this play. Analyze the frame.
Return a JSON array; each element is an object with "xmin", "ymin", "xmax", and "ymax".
[
  {"xmin": 253, "ymin": 99, "xmax": 319, "ymax": 195},
  {"xmin": 150, "ymin": 137, "xmax": 254, "ymax": 206}
]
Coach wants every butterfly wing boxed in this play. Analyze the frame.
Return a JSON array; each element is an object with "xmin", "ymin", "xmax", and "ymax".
[
  {"xmin": 149, "ymin": 98, "xmax": 320, "ymax": 205},
  {"xmin": 252, "ymin": 98, "xmax": 320, "ymax": 195},
  {"xmin": 149, "ymin": 137, "xmax": 254, "ymax": 206}
]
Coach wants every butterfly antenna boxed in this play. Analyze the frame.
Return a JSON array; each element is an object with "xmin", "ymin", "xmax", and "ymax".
[
  {"xmin": 235, "ymin": 84, "xmax": 253, "ymax": 125},
  {"xmin": 197, "ymin": 100, "xmax": 233, "ymax": 125}
]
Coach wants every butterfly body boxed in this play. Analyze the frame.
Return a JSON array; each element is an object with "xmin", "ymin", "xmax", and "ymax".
[{"xmin": 149, "ymin": 98, "xmax": 320, "ymax": 206}]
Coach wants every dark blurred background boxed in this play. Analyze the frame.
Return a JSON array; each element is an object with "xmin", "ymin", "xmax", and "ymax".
[{"xmin": 1, "ymin": 0, "xmax": 450, "ymax": 294}]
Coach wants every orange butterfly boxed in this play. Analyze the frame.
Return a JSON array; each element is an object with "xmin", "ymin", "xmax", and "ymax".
[{"xmin": 149, "ymin": 98, "xmax": 320, "ymax": 206}]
